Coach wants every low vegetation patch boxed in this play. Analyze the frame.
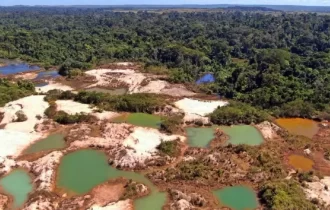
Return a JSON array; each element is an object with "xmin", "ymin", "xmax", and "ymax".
[
  {"xmin": 0, "ymin": 79, "xmax": 35, "ymax": 106},
  {"xmin": 53, "ymin": 111, "xmax": 92, "ymax": 125},
  {"xmin": 210, "ymin": 101, "xmax": 269, "ymax": 125},
  {"xmin": 75, "ymin": 91, "xmax": 166, "ymax": 113},
  {"xmin": 259, "ymin": 180, "xmax": 316, "ymax": 210},
  {"xmin": 160, "ymin": 114, "xmax": 183, "ymax": 134},
  {"xmin": 157, "ymin": 140, "xmax": 180, "ymax": 157},
  {"xmin": 277, "ymin": 99, "xmax": 315, "ymax": 118}
]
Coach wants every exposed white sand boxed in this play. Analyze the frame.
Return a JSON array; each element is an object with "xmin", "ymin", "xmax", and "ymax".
[
  {"xmin": 23, "ymin": 200, "xmax": 55, "ymax": 210},
  {"xmin": 92, "ymin": 111, "xmax": 120, "ymax": 121},
  {"xmin": 29, "ymin": 151, "xmax": 64, "ymax": 191},
  {"xmin": 0, "ymin": 157, "xmax": 17, "ymax": 175},
  {"xmin": 36, "ymin": 82, "xmax": 74, "ymax": 93},
  {"xmin": 85, "ymin": 69, "xmax": 145, "ymax": 92},
  {"xmin": 56, "ymin": 100, "xmax": 95, "ymax": 115},
  {"xmin": 0, "ymin": 130, "xmax": 41, "ymax": 158},
  {"xmin": 69, "ymin": 124, "xmax": 185, "ymax": 168},
  {"xmin": 174, "ymin": 98, "xmax": 228, "ymax": 117},
  {"xmin": 116, "ymin": 62, "xmax": 134, "ymax": 66},
  {"xmin": 124, "ymin": 127, "xmax": 184, "ymax": 154},
  {"xmin": 89, "ymin": 199, "xmax": 133, "ymax": 210},
  {"xmin": 0, "ymin": 95, "xmax": 49, "ymax": 133},
  {"xmin": 161, "ymin": 86, "xmax": 196, "ymax": 97},
  {"xmin": 304, "ymin": 176, "xmax": 330, "ymax": 206},
  {"xmin": 137, "ymin": 80, "xmax": 168, "ymax": 93},
  {"xmin": 85, "ymin": 68, "xmax": 194, "ymax": 96},
  {"xmin": 255, "ymin": 121, "xmax": 281, "ymax": 139}
]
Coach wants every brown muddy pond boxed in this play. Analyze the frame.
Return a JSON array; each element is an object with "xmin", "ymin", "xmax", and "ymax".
[
  {"xmin": 275, "ymin": 118, "xmax": 319, "ymax": 138},
  {"xmin": 288, "ymin": 155, "xmax": 314, "ymax": 171}
]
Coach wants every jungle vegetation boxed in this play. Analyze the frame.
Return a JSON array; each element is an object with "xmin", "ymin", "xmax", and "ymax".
[{"xmin": 0, "ymin": 7, "xmax": 329, "ymax": 115}]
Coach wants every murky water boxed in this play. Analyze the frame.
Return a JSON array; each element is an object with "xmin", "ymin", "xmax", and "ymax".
[
  {"xmin": 288, "ymin": 155, "xmax": 314, "ymax": 171},
  {"xmin": 35, "ymin": 70, "xmax": 60, "ymax": 80},
  {"xmin": 213, "ymin": 185, "xmax": 258, "ymax": 210},
  {"xmin": 275, "ymin": 118, "xmax": 319, "ymax": 138},
  {"xmin": 57, "ymin": 149, "xmax": 166, "ymax": 209},
  {"xmin": 85, "ymin": 87, "xmax": 127, "ymax": 95},
  {"xmin": 219, "ymin": 125, "xmax": 264, "ymax": 146},
  {"xmin": 23, "ymin": 134, "xmax": 66, "ymax": 155},
  {"xmin": 0, "ymin": 169, "xmax": 33, "ymax": 209},
  {"xmin": 0, "ymin": 63, "xmax": 40, "ymax": 75},
  {"xmin": 186, "ymin": 127, "xmax": 215, "ymax": 147},
  {"xmin": 113, "ymin": 113, "xmax": 161, "ymax": 128}
]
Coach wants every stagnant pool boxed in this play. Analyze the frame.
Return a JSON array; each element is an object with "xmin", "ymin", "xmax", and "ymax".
[
  {"xmin": 213, "ymin": 185, "xmax": 258, "ymax": 210},
  {"xmin": 56, "ymin": 149, "xmax": 166, "ymax": 210},
  {"xmin": 0, "ymin": 169, "xmax": 33, "ymax": 209},
  {"xmin": 23, "ymin": 134, "xmax": 66, "ymax": 155},
  {"xmin": 219, "ymin": 125, "xmax": 264, "ymax": 146},
  {"xmin": 275, "ymin": 118, "xmax": 319, "ymax": 139},
  {"xmin": 112, "ymin": 113, "xmax": 161, "ymax": 129}
]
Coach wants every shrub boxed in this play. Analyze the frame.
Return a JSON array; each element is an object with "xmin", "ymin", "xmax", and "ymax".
[
  {"xmin": 210, "ymin": 101, "xmax": 269, "ymax": 125},
  {"xmin": 160, "ymin": 114, "xmax": 183, "ymax": 134},
  {"xmin": 157, "ymin": 140, "xmax": 180, "ymax": 156},
  {"xmin": 14, "ymin": 110, "xmax": 27, "ymax": 122},
  {"xmin": 53, "ymin": 111, "xmax": 92, "ymax": 124},
  {"xmin": 44, "ymin": 101, "xmax": 57, "ymax": 118},
  {"xmin": 259, "ymin": 180, "xmax": 316, "ymax": 210},
  {"xmin": 279, "ymin": 99, "xmax": 315, "ymax": 118},
  {"xmin": 0, "ymin": 79, "xmax": 35, "ymax": 106},
  {"xmin": 75, "ymin": 91, "xmax": 165, "ymax": 113}
]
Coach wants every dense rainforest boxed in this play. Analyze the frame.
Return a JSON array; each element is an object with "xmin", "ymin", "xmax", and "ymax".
[{"xmin": 0, "ymin": 7, "xmax": 330, "ymax": 115}]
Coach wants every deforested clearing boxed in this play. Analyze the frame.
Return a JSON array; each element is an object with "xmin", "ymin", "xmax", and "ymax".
[
  {"xmin": 36, "ymin": 82, "xmax": 74, "ymax": 93},
  {"xmin": 0, "ymin": 95, "xmax": 49, "ymax": 133},
  {"xmin": 174, "ymin": 98, "xmax": 228, "ymax": 116},
  {"xmin": 56, "ymin": 100, "xmax": 95, "ymax": 115},
  {"xmin": 0, "ymin": 130, "xmax": 41, "ymax": 158}
]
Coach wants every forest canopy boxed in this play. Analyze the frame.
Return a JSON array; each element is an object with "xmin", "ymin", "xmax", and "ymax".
[{"xmin": 0, "ymin": 7, "xmax": 330, "ymax": 111}]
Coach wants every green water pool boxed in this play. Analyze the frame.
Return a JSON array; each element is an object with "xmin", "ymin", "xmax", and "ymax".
[
  {"xmin": 113, "ymin": 113, "xmax": 161, "ymax": 128},
  {"xmin": 185, "ymin": 127, "xmax": 215, "ymax": 147},
  {"xmin": 213, "ymin": 185, "xmax": 258, "ymax": 210},
  {"xmin": 219, "ymin": 125, "xmax": 264, "ymax": 146},
  {"xmin": 0, "ymin": 169, "xmax": 33, "ymax": 209},
  {"xmin": 56, "ymin": 149, "xmax": 166, "ymax": 210},
  {"xmin": 23, "ymin": 134, "xmax": 66, "ymax": 155}
]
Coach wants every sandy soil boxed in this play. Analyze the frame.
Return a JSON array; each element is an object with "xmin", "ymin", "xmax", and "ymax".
[
  {"xmin": 85, "ymin": 68, "xmax": 195, "ymax": 96},
  {"xmin": 36, "ymin": 82, "xmax": 74, "ymax": 93},
  {"xmin": 0, "ymin": 156, "xmax": 17, "ymax": 175},
  {"xmin": 24, "ymin": 151, "xmax": 64, "ymax": 191},
  {"xmin": 0, "ymin": 194, "xmax": 9, "ymax": 210},
  {"xmin": 0, "ymin": 95, "xmax": 49, "ymax": 133},
  {"xmin": 92, "ymin": 111, "xmax": 120, "ymax": 121},
  {"xmin": 0, "ymin": 130, "xmax": 41, "ymax": 158},
  {"xmin": 56, "ymin": 100, "xmax": 95, "ymax": 115},
  {"xmin": 304, "ymin": 176, "xmax": 330, "ymax": 206},
  {"xmin": 255, "ymin": 121, "xmax": 281, "ymax": 139},
  {"xmin": 88, "ymin": 199, "xmax": 133, "ymax": 210},
  {"xmin": 174, "ymin": 98, "xmax": 228, "ymax": 123},
  {"xmin": 69, "ymin": 123, "xmax": 185, "ymax": 168},
  {"xmin": 91, "ymin": 181, "xmax": 126, "ymax": 206},
  {"xmin": 14, "ymin": 72, "xmax": 38, "ymax": 80}
]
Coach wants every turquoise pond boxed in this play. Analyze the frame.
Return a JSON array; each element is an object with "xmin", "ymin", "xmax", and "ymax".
[
  {"xmin": 185, "ymin": 127, "xmax": 215, "ymax": 147},
  {"xmin": 213, "ymin": 185, "xmax": 258, "ymax": 210},
  {"xmin": 0, "ymin": 169, "xmax": 33, "ymax": 209},
  {"xmin": 219, "ymin": 125, "xmax": 264, "ymax": 146},
  {"xmin": 57, "ymin": 149, "xmax": 166, "ymax": 210},
  {"xmin": 186, "ymin": 125, "xmax": 264, "ymax": 147}
]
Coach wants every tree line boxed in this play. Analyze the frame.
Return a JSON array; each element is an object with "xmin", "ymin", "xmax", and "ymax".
[{"xmin": 0, "ymin": 7, "xmax": 329, "ymax": 113}]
